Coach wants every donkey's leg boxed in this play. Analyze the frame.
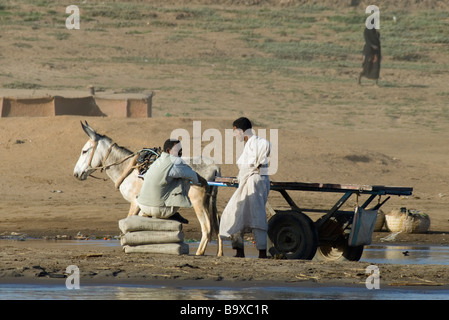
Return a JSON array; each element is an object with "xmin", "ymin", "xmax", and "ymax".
[
  {"xmin": 189, "ymin": 187, "xmax": 211, "ymax": 255},
  {"xmin": 194, "ymin": 205, "xmax": 211, "ymax": 256},
  {"xmin": 208, "ymin": 185, "xmax": 223, "ymax": 257},
  {"xmin": 217, "ymin": 233, "xmax": 223, "ymax": 257}
]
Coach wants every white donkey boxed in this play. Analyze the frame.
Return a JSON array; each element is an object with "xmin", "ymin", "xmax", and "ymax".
[{"xmin": 73, "ymin": 121, "xmax": 222, "ymax": 256}]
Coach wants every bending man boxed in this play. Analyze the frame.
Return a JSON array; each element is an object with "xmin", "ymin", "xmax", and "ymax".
[{"xmin": 137, "ymin": 139, "xmax": 202, "ymax": 224}]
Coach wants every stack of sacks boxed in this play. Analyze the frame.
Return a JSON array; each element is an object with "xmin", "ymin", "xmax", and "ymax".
[{"xmin": 119, "ymin": 215, "xmax": 189, "ymax": 255}]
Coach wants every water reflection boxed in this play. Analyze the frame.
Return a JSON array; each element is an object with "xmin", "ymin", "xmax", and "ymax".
[
  {"xmin": 361, "ymin": 245, "xmax": 449, "ymax": 265},
  {"xmin": 197, "ymin": 241, "xmax": 449, "ymax": 265},
  {"xmin": 2, "ymin": 284, "xmax": 449, "ymax": 300}
]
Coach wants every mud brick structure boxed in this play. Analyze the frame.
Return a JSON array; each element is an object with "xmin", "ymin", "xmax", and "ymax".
[{"xmin": 0, "ymin": 92, "xmax": 152, "ymax": 117}]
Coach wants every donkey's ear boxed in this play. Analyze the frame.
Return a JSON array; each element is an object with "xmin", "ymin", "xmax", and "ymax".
[{"xmin": 81, "ymin": 121, "xmax": 99, "ymax": 141}]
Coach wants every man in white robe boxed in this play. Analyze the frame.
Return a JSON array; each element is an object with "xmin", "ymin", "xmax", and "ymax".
[{"xmin": 219, "ymin": 117, "xmax": 271, "ymax": 258}]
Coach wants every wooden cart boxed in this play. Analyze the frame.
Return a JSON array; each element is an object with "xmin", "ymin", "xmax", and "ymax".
[{"xmin": 209, "ymin": 177, "xmax": 413, "ymax": 261}]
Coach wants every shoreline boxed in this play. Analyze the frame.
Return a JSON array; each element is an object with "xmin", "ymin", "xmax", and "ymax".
[
  {"xmin": 1, "ymin": 236, "xmax": 449, "ymax": 289},
  {"xmin": 2, "ymin": 229, "xmax": 448, "ymax": 245}
]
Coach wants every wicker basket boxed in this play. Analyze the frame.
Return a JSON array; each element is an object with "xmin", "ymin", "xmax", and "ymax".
[{"xmin": 385, "ymin": 207, "xmax": 430, "ymax": 233}]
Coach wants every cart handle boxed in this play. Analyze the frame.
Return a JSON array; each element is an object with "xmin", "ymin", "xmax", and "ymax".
[{"xmin": 209, "ymin": 177, "xmax": 413, "ymax": 196}]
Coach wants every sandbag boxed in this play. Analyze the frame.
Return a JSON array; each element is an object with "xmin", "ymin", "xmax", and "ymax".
[
  {"xmin": 348, "ymin": 206, "xmax": 378, "ymax": 246},
  {"xmin": 123, "ymin": 243, "xmax": 189, "ymax": 255},
  {"xmin": 120, "ymin": 230, "xmax": 184, "ymax": 246},
  {"xmin": 119, "ymin": 215, "xmax": 182, "ymax": 234}
]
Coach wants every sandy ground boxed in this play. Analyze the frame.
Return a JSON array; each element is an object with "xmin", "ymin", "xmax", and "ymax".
[
  {"xmin": 1, "ymin": 237, "xmax": 449, "ymax": 288},
  {"xmin": 1, "ymin": 117, "xmax": 448, "ymax": 289},
  {"xmin": 1, "ymin": 1, "xmax": 449, "ymax": 290}
]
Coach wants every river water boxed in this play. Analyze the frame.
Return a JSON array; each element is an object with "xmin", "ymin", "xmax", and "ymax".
[
  {"xmin": 2, "ymin": 282, "xmax": 449, "ymax": 300},
  {"xmin": 1, "ymin": 240, "xmax": 448, "ymax": 300}
]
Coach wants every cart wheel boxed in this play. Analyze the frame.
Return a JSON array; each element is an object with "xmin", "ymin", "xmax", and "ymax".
[
  {"xmin": 267, "ymin": 210, "xmax": 318, "ymax": 260},
  {"xmin": 314, "ymin": 244, "xmax": 364, "ymax": 262},
  {"xmin": 314, "ymin": 218, "xmax": 365, "ymax": 261}
]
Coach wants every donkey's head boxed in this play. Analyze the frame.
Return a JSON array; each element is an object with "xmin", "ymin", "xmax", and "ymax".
[{"xmin": 73, "ymin": 121, "xmax": 110, "ymax": 180}]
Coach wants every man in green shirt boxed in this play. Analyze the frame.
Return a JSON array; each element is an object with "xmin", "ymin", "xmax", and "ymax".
[{"xmin": 137, "ymin": 139, "xmax": 201, "ymax": 224}]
